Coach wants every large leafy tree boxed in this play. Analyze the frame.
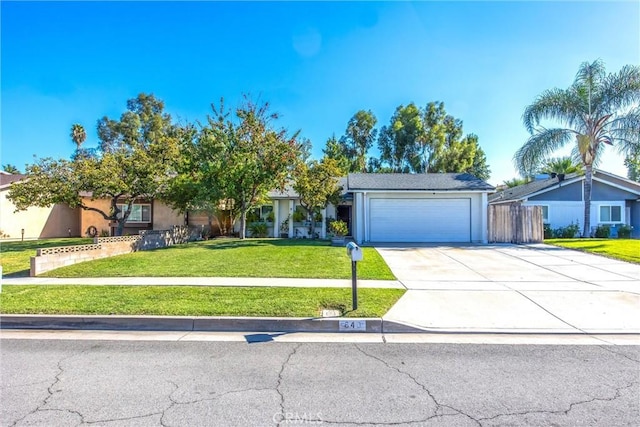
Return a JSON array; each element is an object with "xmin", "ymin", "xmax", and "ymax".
[
  {"xmin": 515, "ymin": 60, "xmax": 640, "ymax": 237},
  {"xmin": 292, "ymin": 157, "xmax": 343, "ymax": 238},
  {"xmin": 322, "ymin": 134, "xmax": 350, "ymax": 175},
  {"xmin": 377, "ymin": 103, "xmax": 423, "ymax": 173},
  {"xmin": 339, "ymin": 110, "xmax": 377, "ymax": 172},
  {"xmin": 8, "ymin": 93, "xmax": 184, "ymax": 236},
  {"xmin": 165, "ymin": 97, "xmax": 302, "ymax": 239},
  {"xmin": 625, "ymin": 153, "xmax": 640, "ymax": 182}
]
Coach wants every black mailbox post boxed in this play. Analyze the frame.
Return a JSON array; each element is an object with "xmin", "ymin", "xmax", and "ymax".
[{"xmin": 346, "ymin": 242, "xmax": 363, "ymax": 310}]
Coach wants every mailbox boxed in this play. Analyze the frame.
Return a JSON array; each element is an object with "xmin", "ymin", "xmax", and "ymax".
[{"xmin": 346, "ymin": 242, "xmax": 363, "ymax": 262}]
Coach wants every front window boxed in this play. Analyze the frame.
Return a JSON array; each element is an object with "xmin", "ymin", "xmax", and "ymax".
[
  {"xmin": 541, "ymin": 205, "xmax": 549, "ymax": 223},
  {"xmin": 599, "ymin": 205, "xmax": 622, "ymax": 223},
  {"xmin": 117, "ymin": 204, "xmax": 151, "ymax": 223}
]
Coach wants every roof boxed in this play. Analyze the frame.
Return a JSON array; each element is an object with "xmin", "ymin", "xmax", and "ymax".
[
  {"xmin": 347, "ymin": 173, "xmax": 495, "ymax": 192},
  {"xmin": 0, "ymin": 173, "xmax": 26, "ymax": 189},
  {"xmin": 268, "ymin": 177, "xmax": 348, "ymax": 199},
  {"xmin": 489, "ymin": 170, "xmax": 640, "ymax": 203}
]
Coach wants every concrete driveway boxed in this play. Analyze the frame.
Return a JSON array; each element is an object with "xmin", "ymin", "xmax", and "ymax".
[{"xmin": 376, "ymin": 244, "xmax": 640, "ymax": 334}]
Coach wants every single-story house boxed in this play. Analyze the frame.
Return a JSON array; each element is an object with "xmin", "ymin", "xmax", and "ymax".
[
  {"xmin": 266, "ymin": 173, "xmax": 495, "ymax": 244},
  {"xmin": 0, "ymin": 172, "xmax": 80, "ymax": 239},
  {"xmin": 489, "ymin": 170, "xmax": 640, "ymax": 238}
]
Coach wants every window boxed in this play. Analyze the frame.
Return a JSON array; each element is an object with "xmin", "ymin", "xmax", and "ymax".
[
  {"xmin": 599, "ymin": 205, "xmax": 622, "ymax": 223},
  {"xmin": 117, "ymin": 204, "xmax": 151, "ymax": 223},
  {"xmin": 540, "ymin": 205, "xmax": 549, "ymax": 223}
]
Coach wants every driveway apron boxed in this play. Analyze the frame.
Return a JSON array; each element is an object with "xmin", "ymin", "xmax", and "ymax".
[{"xmin": 376, "ymin": 244, "xmax": 640, "ymax": 334}]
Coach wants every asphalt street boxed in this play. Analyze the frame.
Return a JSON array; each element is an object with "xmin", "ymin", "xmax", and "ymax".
[{"xmin": 2, "ymin": 338, "xmax": 638, "ymax": 426}]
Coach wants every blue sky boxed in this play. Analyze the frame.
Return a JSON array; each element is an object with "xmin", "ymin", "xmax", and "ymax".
[{"xmin": 2, "ymin": 1, "xmax": 638, "ymax": 185}]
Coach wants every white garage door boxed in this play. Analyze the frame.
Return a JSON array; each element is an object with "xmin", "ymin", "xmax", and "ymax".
[{"xmin": 369, "ymin": 198, "xmax": 471, "ymax": 242}]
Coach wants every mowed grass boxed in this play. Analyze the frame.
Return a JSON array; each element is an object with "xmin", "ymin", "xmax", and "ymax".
[
  {"xmin": 1, "ymin": 238, "xmax": 93, "ymax": 277},
  {"xmin": 0, "ymin": 286, "xmax": 405, "ymax": 318},
  {"xmin": 41, "ymin": 238, "xmax": 396, "ymax": 280},
  {"xmin": 546, "ymin": 238, "xmax": 640, "ymax": 264}
]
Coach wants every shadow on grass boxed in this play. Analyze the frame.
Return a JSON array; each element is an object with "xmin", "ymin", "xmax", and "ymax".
[
  {"xmin": 193, "ymin": 238, "xmax": 333, "ymax": 251},
  {"xmin": 0, "ymin": 238, "xmax": 92, "ymax": 253},
  {"xmin": 2, "ymin": 269, "xmax": 30, "ymax": 278}
]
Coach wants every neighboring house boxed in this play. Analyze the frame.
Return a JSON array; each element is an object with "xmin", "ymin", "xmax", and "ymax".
[
  {"xmin": 0, "ymin": 172, "xmax": 80, "ymax": 239},
  {"xmin": 80, "ymin": 194, "xmax": 184, "ymax": 237},
  {"xmin": 489, "ymin": 170, "xmax": 640, "ymax": 238}
]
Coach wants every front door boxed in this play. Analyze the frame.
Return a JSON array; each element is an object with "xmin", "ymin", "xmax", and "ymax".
[{"xmin": 337, "ymin": 205, "xmax": 352, "ymax": 236}]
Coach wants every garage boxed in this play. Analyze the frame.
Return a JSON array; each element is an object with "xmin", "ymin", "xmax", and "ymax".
[{"xmin": 369, "ymin": 198, "xmax": 471, "ymax": 242}]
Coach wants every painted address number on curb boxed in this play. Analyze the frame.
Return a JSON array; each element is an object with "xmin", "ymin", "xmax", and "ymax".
[{"xmin": 339, "ymin": 320, "xmax": 366, "ymax": 331}]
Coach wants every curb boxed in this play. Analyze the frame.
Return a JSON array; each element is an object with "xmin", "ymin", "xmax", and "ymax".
[{"xmin": 0, "ymin": 315, "xmax": 404, "ymax": 333}]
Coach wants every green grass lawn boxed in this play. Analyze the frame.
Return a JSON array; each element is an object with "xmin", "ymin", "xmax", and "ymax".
[
  {"xmin": 1, "ymin": 238, "xmax": 93, "ymax": 277},
  {"xmin": 38, "ymin": 238, "xmax": 396, "ymax": 280},
  {"xmin": 545, "ymin": 238, "xmax": 640, "ymax": 264},
  {"xmin": 0, "ymin": 286, "xmax": 405, "ymax": 318}
]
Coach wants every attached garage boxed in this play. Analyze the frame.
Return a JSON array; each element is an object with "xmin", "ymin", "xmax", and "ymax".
[
  {"xmin": 347, "ymin": 173, "xmax": 495, "ymax": 244},
  {"xmin": 369, "ymin": 198, "xmax": 471, "ymax": 242}
]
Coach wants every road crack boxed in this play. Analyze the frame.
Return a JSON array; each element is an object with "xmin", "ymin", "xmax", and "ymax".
[
  {"xmin": 274, "ymin": 343, "xmax": 302, "ymax": 427},
  {"xmin": 478, "ymin": 381, "xmax": 638, "ymax": 424}
]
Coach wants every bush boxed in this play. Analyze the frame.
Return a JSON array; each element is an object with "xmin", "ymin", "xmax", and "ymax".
[
  {"xmin": 553, "ymin": 221, "xmax": 580, "ymax": 238},
  {"xmin": 617, "ymin": 224, "xmax": 633, "ymax": 239},
  {"xmin": 248, "ymin": 222, "xmax": 268, "ymax": 238},
  {"xmin": 594, "ymin": 224, "xmax": 611, "ymax": 238},
  {"xmin": 99, "ymin": 229, "xmax": 110, "ymax": 237},
  {"xmin": 328, "ymin": 219, "xmax": 348, "ymax": 237},
  {"xmin": 543, "ymin": 224, "xmax": 553, "ymax": 239},
  {"xmin": 292, "ymin": 206, "xmax": 306, "ymax": 223}
]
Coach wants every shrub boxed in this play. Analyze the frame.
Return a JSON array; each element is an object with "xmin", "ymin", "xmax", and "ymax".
[
  {"xmin": 266, "ymin": 211, "xmax": 275, "ymax": 223},
  {"xmin": 594, "ymin": 224, "xmax": 611, "ymax": 238},
  {"xmin": 292, "ymin": 206, "xmax": 306, "ymax": 223},
  {"xmin": 328, "ymin": 219, "xmax": 348, "ymax": 237},
  {"xmin": 99, "ymin": 229, "xmax": 110, "ymax": 237},
  {"xmin": 248, "ymin": 222, "xmax": 268, "ymax": 238},
  {"xmin": 553, "ymin": 221, "xmax": 580, "ymax": 238},
  {"xmin": 617, "ymin": 224, "xmax": 633, "ymax": 239},
  {"xmin": 543, "ymin": 224, "xmax": 553, "ymax": 239}
]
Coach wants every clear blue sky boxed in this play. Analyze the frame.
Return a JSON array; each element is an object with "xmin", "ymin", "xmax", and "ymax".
[{"xmin": 2, "ymin": 1, "xmax": 638, "ymax": 185}]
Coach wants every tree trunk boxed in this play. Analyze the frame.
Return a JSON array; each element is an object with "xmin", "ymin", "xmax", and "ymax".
[
  {"xmin": 583, "ymin": 164, "xmax": 593, "ymax": 237},
  {"xmin": 240, "ymin": 211, "xmax": 247, "ymax": 239},
  {"xmin": 116, "ymin": 219, "xmax": 125, "ymax": 236}
]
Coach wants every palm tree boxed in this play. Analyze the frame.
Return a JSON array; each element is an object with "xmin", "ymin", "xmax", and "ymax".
[
  {"xmin": 2, "ymin": 164, "xmax": 20, "ymax": 174},
  {"xmin": 539, "ymin": 156, "xmax": 583, "ymax": 175},
  {"xmin": 70, "ymin": 123, "xmax": 86, "ymax": 149},
  {"xmin": 515, "ymin": 60, "xmax": 640, "ymax": 237}
]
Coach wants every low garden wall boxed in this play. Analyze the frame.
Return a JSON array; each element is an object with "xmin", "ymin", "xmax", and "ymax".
[{"xmin": 30, "ymin": 226, "xmax": 193, "ymax": 276}]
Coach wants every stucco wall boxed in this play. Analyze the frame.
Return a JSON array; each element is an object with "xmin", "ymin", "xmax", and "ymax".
[
  {"xmin": 0, "ymin": 190, "xmax": 80, "ymax": 239},
  {"xmin": 80, "ymin": 198, "xmax": 112, "ymax": 237},
  {"xmin": 153, "ymin": 200, "xmax": 184, "ymax": 229}
]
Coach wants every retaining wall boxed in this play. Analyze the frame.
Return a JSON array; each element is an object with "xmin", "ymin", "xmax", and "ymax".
[{"xmin": 30, "ymin": 226, "xmax": 193, "ymax": 276}]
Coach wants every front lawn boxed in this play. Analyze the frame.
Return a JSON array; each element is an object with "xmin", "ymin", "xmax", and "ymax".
[
  {"xmin": 40, "ymin": 238, "xmax": 396, "ymax": 280},
  {"xmin": 0, "ymin": 286, "xmax": 405, "ymax": 318},
  {"xmin": 545, "ymin": 238, "xmax": 640, "ymax": 264},
  {"xmin": 1, "ymin": 238, "xmax": 93, "ymax": 277}
]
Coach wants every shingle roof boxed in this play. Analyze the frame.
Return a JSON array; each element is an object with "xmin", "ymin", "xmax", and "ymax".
[
  {"xmin": 347, "ymin": 173, "xmax": 494, "ymax": 191},
  {"xmin": 0, "ymin": 173, "xmax": 26, "ymax": 188},
  {"xmin": 489, "ymin": 173, "xmax": 582, "ymax": 203}
]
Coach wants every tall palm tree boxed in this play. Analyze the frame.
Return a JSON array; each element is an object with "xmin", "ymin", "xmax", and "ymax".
[
  {"xmin": 70, "ymin": 123, "xmax": 86, "ymax": 150},
  {"xmin": 515, "ymin": 60, "xmax": 640, "ymax": 237}
]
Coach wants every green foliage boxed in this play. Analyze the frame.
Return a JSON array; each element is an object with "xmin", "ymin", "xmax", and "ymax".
[
  {"xmin": 624, "ymin": 153, "xmax": 640, "ymax": 182},
  {"xmin": 340, "ymin": 110, "xmax": 378, "ymax": 173},
  {"xmin": 292, "ymin": 206, "xmax": 307, "ymax": 223},
  {"xmin": 99, "ymin": 229, "xmax": 110, "ymax": 237},
  {"xmin": 373, "ymin": 101, "xmax": 490, "ymax": 178},
  {"xmin": 594, "ymin": 224, "xmax": 611, "ymax": 238},
  {"xmin": 553, "ymin": 222, "xmax": 580, "ymax": 238},
  {"xmin": 503, "ymin": 177, "xmax": 531, "ymax": 188},
  {"xmin": 2, "ymin": 164, "xmax": 20, "ymax": 174},
  {"xmin": 0, "ymin": 238, "xmax": 93, "ymax": 277},
  {"xmin": 539, "ymin": 156, "xmax": 583, "ymax": 175},
  {"xmin": 165, "ymin": 96, "xmax": 303, "ymax": 240},
  {"xmin": 322, "ymin": 134, "xmax": 350, "ymax": 175},
  {"xmin": 293, "ymin": 158, "xmax": 343, "ymax": 238},
  {"xmin": 617, "ymin": 224, "xmax": 633, "ymax": 238},
  {"xmin": 8, "ymin": 94, "xmax": 184, "ymax": 236},
  {"xmin": 515, "ymin": 59, "xmax": 640, "ymax": 236},
  {"xmin": 248, "ymin": 221, "xmax": 269, "ymax": 238},
  {"xmin": 329, "ymin": 219, "xmax": 348, "ymax": 237},
  {"xmin": 543, "ymin": 224, "xmax": 553, "ymax": 239}
]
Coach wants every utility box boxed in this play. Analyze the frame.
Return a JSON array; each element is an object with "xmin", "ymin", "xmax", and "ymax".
[{"xmin": 346, "ymin": 242, "xmax": 363, "ymax": 262}]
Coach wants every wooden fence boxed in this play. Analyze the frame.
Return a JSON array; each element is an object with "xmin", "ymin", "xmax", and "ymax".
[{"xmin": 488, "ymin": 204, "xmax": 543, "ymax": 244}]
